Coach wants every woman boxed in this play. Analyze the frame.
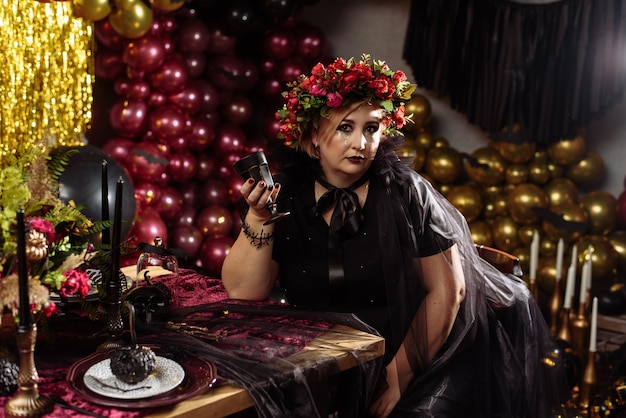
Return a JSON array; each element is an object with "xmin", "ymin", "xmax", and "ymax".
[{"xmin": 222, "ymin": 55, "xmax": 567, "ymax": 417}]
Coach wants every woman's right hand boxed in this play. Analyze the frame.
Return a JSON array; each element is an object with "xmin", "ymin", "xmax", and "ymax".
[{"xmin": 240, "ymin": 178, "xmax": 280, "ymax": 221}]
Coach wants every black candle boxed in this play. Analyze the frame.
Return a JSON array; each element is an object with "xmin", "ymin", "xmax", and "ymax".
[
  {"xmin": 110, "ymin": 177, "xmax": 123, "ymax": 286},
  {"xmin": 101, "ymin": 159, "xmax": 110, "ymax": 246},
  {"xmin": 16, "ymin": 209, "xmax": 31, "ymax": 330}
]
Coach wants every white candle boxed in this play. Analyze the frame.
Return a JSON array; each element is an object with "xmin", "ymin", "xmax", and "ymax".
[
  {"xmin": 589, "ymin": 296, "xmax": 598, "ymax": 351},
  {"xmin": 529, "ymin": 230, "xmax": 539, "ymax": 282},
  {"xmin": 579, "ymin": 262, "xmax": 589, "ymax": 305},
  {"xmin": 570, "ymin": 244, "xmax": 578, "ymax": 266},
  {"xmin": 563, "ymin": 263, "xmax": 575, "ymax": 309},
  {"xmin": 586, "ymin": 245, "xmax": 593, "ymax": 290},
  {"xmin": 555, "ymin": 238, "xmax": 564, "ymax": 280}
]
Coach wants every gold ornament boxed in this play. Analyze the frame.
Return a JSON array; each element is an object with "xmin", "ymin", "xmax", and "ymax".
[
  {"xmin": 491, "ymin": 140, "xmax": 536, "ymax": 164},
  {"xmin": 505, "ymin": 163, "xmax": 529, "ymax": 185},
  {"xmin": 541, "ymin": 202, "xmax": 589, "ymax": 243},
  {"xmin": 424, "ymin": 146, "xmax": 463, "ymax": 184},
  {"xmin": 565, "ymin": 150, "xmax": 606, "ymax": 186},
  {"xmin": 403, "ymin": 94, "xmax": 431, "ymax": 133},
  {"xmin": 575, "ymin": 235, "xmax": 619, "ymax": 281},
  {"xmin": 579, "ymin": 190, "xmax": 618, "ymax": 236},
  {"xmin": 464, "ymin": 146, "xmax": 507, "ymax": 187},
  {"xmin": 543, "ymin": 177, "xmax": 579, "ymax": 207},
  {"xmin": 527, "ymin": 160, "xmax": 551, "ymax": 185},
  {"xmin": 149, "ymin": 0, "xmax": 186, "ymax": 12},
  {"xmin": 469, "ymin": 220, "xmax": 493, "ymax": 246},
  {"xmin": 446, "ymin": 185, "xmax": 483, "ymax": 223},
  {"xmin": 109, "ymin": 0, "xmax": 153, "ymax": 39},
  {"xmin": 0, "ymin": 2, "xmax": 93, "ymax": 165},
  {"xmin": 25, "ymin": 230, "xmax": 48, "ymax": 262},
  {"xmin": 490, "ymin": 216, "xmax": 522, "ymax": 253},
  {"xmin": 547, "ymin": 134, "xmax": 586, "ymax": 166},
  {"xmin": 608, "ymin": 230, "xmax": 626, "ymax": 275},
  {"xmin": 73, "ymin": 0, "xmax": 112, "ymax": 21},
  {"xmin": 506, "ymin": 183, "xmax": 549, "ymax": 225}
]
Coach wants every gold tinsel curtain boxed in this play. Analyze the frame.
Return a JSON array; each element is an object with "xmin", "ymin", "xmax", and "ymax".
[{"xmin": 0, "ymin": 0, "xmax": 94, "ymax": 165}]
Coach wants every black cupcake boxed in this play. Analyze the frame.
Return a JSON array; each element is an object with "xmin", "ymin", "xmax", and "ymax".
[{"xmin": 110, "ymin": 345, "xmax": 156, "ymax": 384}]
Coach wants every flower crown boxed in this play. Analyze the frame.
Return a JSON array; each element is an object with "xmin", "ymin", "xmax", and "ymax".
[{"xmin": 276, "ymin": 54, "xmax": 417, "ymax": 147}]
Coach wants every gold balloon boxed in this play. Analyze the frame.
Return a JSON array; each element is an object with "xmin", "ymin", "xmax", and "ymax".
[
  {"xmin": 505, "ymin": 163, "xmax": 529, "ymax": 185},
  {"xmin": 543, "ymin": 177, "xmax": 579, "ymax": 207},
  {"xmin": 608, "ymin": 230, "xmax": 626, "ymax": 275},
  {"xmin": 482, "ymin": 185, "xmax": 504, "ymax": 200},
  {"xmin": 464, "ymin": 147, "xmax": 507, "ymax": 187},
  {"xmin": 490, "ymin": 216, "xmax": 522, "ymax": 253},
  {"xmin": 547, "ymin": 135, "xmax": 586, "ymax": 166},
  {"xmin": 424, "ymin": 146, "xmax": 463, "ymax": 184},
  {"xmin": 575, "ymin": 235, "xmax": 619, "ymax": 281},
  {"xmin": 506, "ymin": 183, "xmax": 549, "ymax": 225},
  {"xmin": 533, "ymin": 149, "xmax": 549, "ymax": 164},
  {"xmin": 537, "ymin": 257, "xmax": 564, "ymax": 295},
  {"xmin": 565, "ymin": 150, "xmax": 606, "ymax": 186},
  {"xmin": 527, "ymin": 160, "xmax": 551, "ymax": 185},
  {"xmin": 491, "ymin": 140, "xmax": 536, "ymax": 164},
  {"xmin": 518, "ymin": 225, "xmax": 538, "ymax": 247},
  {"xmin": 413, "ymin": 143, "xmax": 427, "ymax": 172},
  {"xmin": 579, "ymin": 190, "xmax": 618, "ymax": 235},
  {"xmin": 482, "ymin": 200, "xmax": 498, "ymax": 219},
  {"xmin": 447, "ymin": 185, "xmax": 484, "ymax": 223},
  {"xmin": 150, "ymin": 0, "xmax": 185, "ymax": 12},
  {"xmin": 416, "ymin": 131, "xmax": 433, "ymax": 150},
  {"xmin": 546, "ymin": 161, "xmax": 564, "ymax": 179},
  {"xmin": 432, "ymin": 137, "xmax": 449, "ymax": 148},
  {"xmin": 73, "ymin": 0, "xmax": 112, "ymax": 21},
  {"xmin": 404, "ymin": 94, "xmax": 432, "ymax": 133},
  {"xmin": 469, "ymin": 220, "xmax": 493, "ymax": 246},
  {"xmin": 541, "ymin": 202, "xmax": 589, "ymax": 243},
  {"xmin": 109, "ymin": 0, "xmax": 153, "ymax": 39}
]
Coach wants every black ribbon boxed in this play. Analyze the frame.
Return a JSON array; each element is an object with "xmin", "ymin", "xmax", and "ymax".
[{"xmin": 306, "ymin": 174, "xmax": 369, "ymax": 305}]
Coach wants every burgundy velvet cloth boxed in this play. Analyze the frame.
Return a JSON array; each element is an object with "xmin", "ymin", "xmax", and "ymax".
[{"xmin": 0, "ymin": 269, "xmax": 334, "ymax": 417}]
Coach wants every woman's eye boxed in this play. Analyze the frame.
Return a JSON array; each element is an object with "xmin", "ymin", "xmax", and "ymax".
[
  {"xmin": 337, "ymin": 123, "xmax": 352, "ymax": 132},
  {"xmin": 365, "ymin": 125, "xmax": 379, "ymax": 134}
]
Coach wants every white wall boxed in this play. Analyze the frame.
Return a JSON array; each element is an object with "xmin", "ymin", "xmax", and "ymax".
[{"xmin": 303, "ymin": 0, "xmax": 626, "ymax": 197}]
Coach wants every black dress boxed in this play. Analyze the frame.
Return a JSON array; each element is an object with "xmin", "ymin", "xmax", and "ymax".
[{"xmin": 271, "ymin": 137, "xmax": 569, "ymax": 417}]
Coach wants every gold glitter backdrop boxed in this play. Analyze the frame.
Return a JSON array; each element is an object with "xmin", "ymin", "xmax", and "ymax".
[{"xmin": 0, "ymin": 0, "xmax": 94, "ymax": 165}]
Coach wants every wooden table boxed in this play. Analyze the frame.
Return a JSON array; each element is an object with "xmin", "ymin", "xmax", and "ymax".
[{"xmin": 123, "ymin": 266, "xmax": 386, "ymax": 418}]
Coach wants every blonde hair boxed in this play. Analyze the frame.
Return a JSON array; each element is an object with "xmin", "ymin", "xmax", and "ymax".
[{"xmin": 300, "ymin": 99, "xmax": 382, "ymax": 159}]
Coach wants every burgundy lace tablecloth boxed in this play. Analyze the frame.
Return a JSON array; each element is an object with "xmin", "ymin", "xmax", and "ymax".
[{"xmin": 0, "ymin": 269, "xmax": 348, "ymax": 418}]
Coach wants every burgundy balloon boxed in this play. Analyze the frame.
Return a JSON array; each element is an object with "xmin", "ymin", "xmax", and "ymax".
[
  {"xmin": 102, "ymin": 137, "xmax": 136, "ymax": 165},
  {"xmin": 187, "ymin": 116, "xmax": 216, "ymax": 151},
  {"xmin": 126, "ymin": 66, "xmax": 146, "ymax": 81},
  {"xmin": 199, "ymin": 179, "xmax": 229, "ymax": 207},
  {"xmin": 126, "ymin": 141, "xmax": 169, "ymax": 183},
  {"xmin": 148, "ymin": 57, "xmax": 189, "ymax": 95},
  {"xmin": 109, "ymin": 99, "xmax": 148, "ymax": 138},
  {"xmin": 194, "ymin": 80, "xmax": 220, "ymax": 113},
  {"xmin": 160, "ymin": 34, "xmax": 176, "ymax": 56},
  {"xmin": 295, "ymin": 25, "xmax": 326, "ymax": 60},
  {"xmin": 178, "ymin": 182, "xmax": 199, "ymax": 207},
  {"xmin": 95, "ymin": 50, "xmax": 124, "ymax": 80},
  {"xmin": 262, "ymin": 29, "xmax": 296, "ymax": 61},
  {"xmin": 148, "ymin": 92, "xmax": 167, "ymax": 107},
  {"xmin": 94, "ymin": 20, "xmax": 126, "ymax": 51},
  {"xmin": 155, "ymin": 185, "xmax": 184, "ymax": 222},
  {"xmin": 185, "ymin": 53, "xmax": 208, "ymax": 78},
  {"xmin": 166, "ymin": 135, "xmax": 189, "ymax": 152},
  {"xmin": 226, "ymin": 174, "xmax": 244, "ymax": 206},
  {"xmin": 262, "ymin": 111, "xmax": 281, "ymax": 141},
  {"xmin": 258, "ymin": 58, "xmax": 276, "ymax": 76},
  {"xmin": 175, "ymin": 18, "xmax": 211, "ymax": 54},
  {"xmin": 168, "ymin": 83, "xmax": 203, "ymax": 114},
  {"xmin": 196, "ymin": 205, "xmax": 234, "ymax": 238},
  {"xmin": 245, "ymin": 138, "xmax": 268, "ymax": 154},
  {"xmin": 167, "ymin": 151, "xmax": 198, "ymax": 184},
  {"xmin": 198, "ymin": 235, "xmax": 234, "ymax": 277},
  {"xmin": 148, "ymin": 104, "xmax": 187, "ymax": 140},
  {"xmin": 123, "ymin": 35, "xmax": 166, "ymax": 73},
  {"xmin": 214, "ymin": 159, "xmax": 238, "ymax": 180},
  {"xmin": 206, "ymin": 55, "xmax": 259, "ymax": 92},
  {"xmin": 206, "ymin": 24, "xmax": 237, "ymax": 54},
  {"xmin": 277, "ymin": 56, "xmax": 309, "ymax": 84},
  {"xmin": 176, "ymin": 206, "xmax": 197, "ymax": 227},
  {"xmin": 195, "ymin": 154, "xmax": 216, "ymax": 181},
  {"xmin": 128, "ymin": 207, "xmax": 169, "ymax": 248},
  {"xmin": 214, "ymin": 123, "xmax": 247, "ymax": 156},
  {"xmin": 126, "ymin": 79, "xmax": 151, "ymax": 101},
  {"xmin": 133, "ymin": 181, "xmax": 162, "ymax": 207},
  {"xmin": 221, "ymin": 94, "xmax": 253, "ymax": 125},
  {"xmin": 171, "ymin": 225, "xmax": 203, "ymax": 260},
  {"xmin": 114, "ymin": 78, "xmax": 130, "ymax": 96},
  {"xmin": 258, "ymin": 76, "xmax": 283, "ymax": 100}
]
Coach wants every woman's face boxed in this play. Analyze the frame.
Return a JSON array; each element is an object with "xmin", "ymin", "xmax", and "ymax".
[{"xmin": 314, "ymin": 104, "xmax": 384, "ymax": 186}]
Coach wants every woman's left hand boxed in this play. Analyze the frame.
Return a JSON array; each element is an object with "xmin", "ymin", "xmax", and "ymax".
[{"xmin": 368, "ymin": 359, "xmax": 402, "ymax": 417}]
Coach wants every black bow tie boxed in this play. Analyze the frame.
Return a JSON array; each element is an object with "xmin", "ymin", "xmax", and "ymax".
[{"xmin": 308, "ymin": 174, "xmax": 369, "ymax": 240}]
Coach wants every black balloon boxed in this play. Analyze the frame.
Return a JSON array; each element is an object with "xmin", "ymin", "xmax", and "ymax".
[{"xmin": 50, "ymin": 145, "xmax": 137, "ymax": 243}]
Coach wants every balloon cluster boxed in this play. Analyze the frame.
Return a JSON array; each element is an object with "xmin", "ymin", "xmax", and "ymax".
[
  {"xmin": 401, "ymin": 95, "xmax": 626, "ymax": 313},
  {"xmin": 87, "ymin": 0, "xmax": 324, "ymax": 275}
]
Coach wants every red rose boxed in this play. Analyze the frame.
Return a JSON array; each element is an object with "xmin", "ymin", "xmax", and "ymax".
[
  {"xmin": 29, "ymin": 218, "xmax": 56, "ymax": 242},
  {"xmin": 60, "ymin": 269, "xmax": 90, "ymax": 298}
]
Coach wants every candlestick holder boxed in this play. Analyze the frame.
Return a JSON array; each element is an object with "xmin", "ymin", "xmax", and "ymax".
[
  {"xmin": 557, "ymin": 307, "xmax": 572, "ymax": 343},
  {"xmin": 570, "ymin": 303, "xmax": 590, "ymax": 366},
  {"xmin": 550, "ymin": 277, "xmax": 563, "ymax": 335},
  {"xmin": 578, "ymin": 349, "xmax": 597, "ymax": 413},
  {"xmin": 4, "ymin": 325, "xmax": 53, "ymax": 418},
  {"xmin": 96, "ymin": 272, "xmax": 125, "ymax": 352}
]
